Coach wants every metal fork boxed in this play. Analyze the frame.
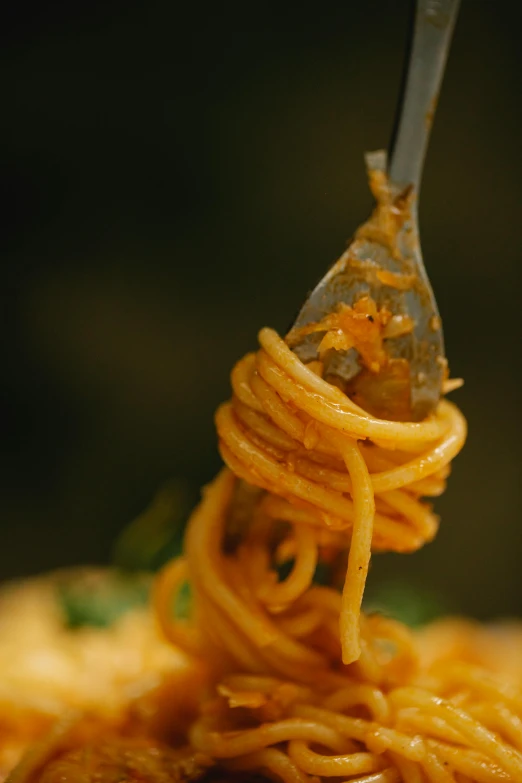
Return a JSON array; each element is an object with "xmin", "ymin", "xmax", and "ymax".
[{"xmin": 289, "ymin": 0, "xmax": 461, "ymax": 421}]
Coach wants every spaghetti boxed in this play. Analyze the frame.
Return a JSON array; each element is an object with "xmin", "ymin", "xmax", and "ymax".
[
  {"xmin": 152, "ymin": 327, "xmax": 522, "ymax": 783},
  {"xmin": 10, "ymin": 325, "xmax": 522, "ymax": 783}
]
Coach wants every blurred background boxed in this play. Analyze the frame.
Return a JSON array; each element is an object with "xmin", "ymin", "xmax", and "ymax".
[{"xmin": 2, "ymin": 0, "xmax": 521, "ymax": 618}]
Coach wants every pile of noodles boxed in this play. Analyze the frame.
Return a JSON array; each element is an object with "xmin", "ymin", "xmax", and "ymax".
[
  {"xmin": 9, "ymin": 326, "xmax": 522, "ymax": 783},
  {"xmin": 0, "ymin": 570, "xmax": 196, "ymax": 781},
  {"xmin": 152, "ymin": 329, "xmax": 522, "ymax": 783}
]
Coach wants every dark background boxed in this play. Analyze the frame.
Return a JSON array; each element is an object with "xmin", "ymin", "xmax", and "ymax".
[{"xmin": 2, "ymin": 1, "xmax": 521, "ymax": 617}]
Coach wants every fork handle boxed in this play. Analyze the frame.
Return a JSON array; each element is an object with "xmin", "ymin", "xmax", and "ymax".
[{"xmin": 388, "ymin": 0, "xmax": 460, "ymax": 194}]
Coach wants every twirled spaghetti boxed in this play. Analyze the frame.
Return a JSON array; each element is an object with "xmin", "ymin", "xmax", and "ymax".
[
  {"xmin": 10, "ymin": 324, "xmax": 522, "ymax": 783},
  {"xmin": 214, "ymin": 328, "xmax": 466, "ymax": 664},
  {"xmin": 151, "ymin": 326, "xmax": 522, "ymax": 783}
]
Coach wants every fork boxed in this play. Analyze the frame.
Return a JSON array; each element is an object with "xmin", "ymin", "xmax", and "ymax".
[{"xmin": 288, "ymin": 0, "xmax": 461, "ymax": 421}]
